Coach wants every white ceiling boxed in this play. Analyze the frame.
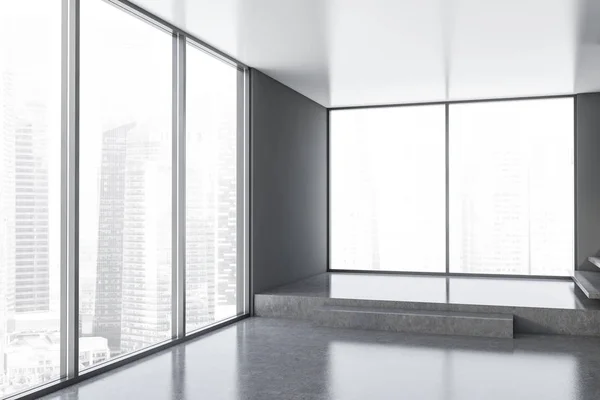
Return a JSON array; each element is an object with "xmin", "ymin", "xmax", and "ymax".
[{"xmin": 130, "ymin": 0, "xmax": 600, "ymax": 108}]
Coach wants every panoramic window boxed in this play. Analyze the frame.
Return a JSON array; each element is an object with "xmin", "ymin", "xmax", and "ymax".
[
  {"xmin": 79, "ymin": 0, "xmax": 173, "ymax": 368},
  {"xmin": 330, "ymin": 106, "xmax": 446, "ymax": 272},
  {"xmin": 0, "ymin": 0, "xmax": 247, "ymax": 398},
  {"xmin": 185, "ymin": 43, "xmax": 242, "ymax": 332},
  {"xmin": 0, "ymin": 1, "xmax": 62, "ymax": 396},
  {"xmin": 449, "ymin": 98, "xmax": 574, "ymax": 276}
]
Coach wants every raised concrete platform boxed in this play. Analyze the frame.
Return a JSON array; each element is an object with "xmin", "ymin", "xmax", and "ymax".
[
  {"xmin": 315, "ymin": 305, "xmax": 513, "ymax": 338},
  {"xmin": 255, "ymin": 273, "xmax": 600, "ymax": 337}
]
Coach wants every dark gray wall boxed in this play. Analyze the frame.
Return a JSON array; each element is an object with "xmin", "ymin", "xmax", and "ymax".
[
  {"xmin": 250, "ymin": 69, "xmax": 328, "ymax": 296},
  {"xmin": 576, "ymin": 93, "xmax": 600, "ymax": 271}
]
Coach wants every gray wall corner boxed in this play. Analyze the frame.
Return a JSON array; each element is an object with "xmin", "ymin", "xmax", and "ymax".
[
  {"xmin": 576, "ymin": 93, "xmax": 600, "ymax": 271},
  {"xmin": 250, "ymin": 69, "xmax": 328, "ymax": 295}
]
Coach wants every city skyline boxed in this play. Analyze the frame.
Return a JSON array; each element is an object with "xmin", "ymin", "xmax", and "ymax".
[
  {"xmin": 1, "ymin": 1, "xmax": 63, "ymax": 394},
  {"xmin": 0, "ymin": 1, "xmax": 243, "ymax": 396},
  {"xmin": 1, "ymin": 84, "xmax": 241, "ymax": 398}
]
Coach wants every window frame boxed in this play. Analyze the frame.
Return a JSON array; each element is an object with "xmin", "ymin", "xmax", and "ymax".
[
  {"xmin": 327, "ymin": 95, "xmax": 576, "ymax": 279},
  {"xmin": 182, "ymin": 37, "xmax": 249, "ymax": 335},
  {"xmin": 328, "ymin": 104, "xmax": 447, "ymax": 273},
  {"xmin": 2, "ymin": 0, "xmax": 250, "ymax": 399}
]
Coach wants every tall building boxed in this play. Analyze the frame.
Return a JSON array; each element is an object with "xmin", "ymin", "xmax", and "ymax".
[
  {"xmin": 1, "ymin": 71, "xmax": 51, "ymax": 314},
  {"xmin": 215, "ymin": 111, "xmax": 238, "ymax": 315},
  {"xmin": 120, "ymin": 134, "xmax": 171, "ymax": 352},
  {"xmin": 13, "ymin": 103, "xmax": 50, "ymax": 313},
  {"xmin": 93, "ymin": 123, "xmax": 173, "ymax": 355},
  {"xmin": 185, "ymin": 102, "xmax": 240, "ymax": 328},
  {"xmin": 1, "ymin": 69, "xmax": 54, "ymax": 391},
  {"xmin": 0, "ymin": 70, "xmax": 16, "ymax": 381},
  {"xmin": 92, "ymin": 123, "xmax": 133, "ymax": 354},
  {"xmin": 186, "ymin": 131, "xmax": 217, "ymax": 329}
]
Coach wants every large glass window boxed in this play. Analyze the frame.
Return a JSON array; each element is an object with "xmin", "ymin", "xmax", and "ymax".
[
  {"xmin": 185, "ymin": 44, "xmax": 242, "ymax": 332},
  {"xmin": 449, "ymin": 98, "xmax": 574, "ymax": 276},
  {"xmin": 330, "ymin": 106, "xmax": 446, "ymax": 272},
  {"xmin": 79, "ymin": 0, "xmax": 173, "ymax": 368},
  {"xmin": 0, "ymin": 0, "xmax": 246, "ymax": 398},
  {"xmin": 0, "ymin": 1, "xmax": 62, "ymax": 396}
]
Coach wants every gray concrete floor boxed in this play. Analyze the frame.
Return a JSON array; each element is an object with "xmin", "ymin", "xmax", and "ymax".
[{"xmin": 43, "ymin": 317, "xmax": 600, "ymax": 400}]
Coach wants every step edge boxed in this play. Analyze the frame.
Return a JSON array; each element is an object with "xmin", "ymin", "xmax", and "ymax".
[
  {"xmin": 573, "ymin": 271, "xmax": 600, "ymax": 299},
  {"xmin": 317, "ymin": 305, "xmax": 513, "ymax": 321}
]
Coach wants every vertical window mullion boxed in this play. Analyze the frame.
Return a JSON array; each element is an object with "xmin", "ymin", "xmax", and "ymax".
[
  {"xmin": 445, "ymin": 103, "xmax": 450, "ymax": 301},
  {"xmin": 236, "ymin": 68, "xmax": 249, "ymax": 314},
  {"xmin": 445, "ymin": 104, "xmax": 450, "ymax": 272},
  {"xmin": 61, "ymin": 0, "xmax": 80, "ymax": 380},
  {"xmin": 172, "ymin": 33, "xmax": 186, "ymax": 340}
]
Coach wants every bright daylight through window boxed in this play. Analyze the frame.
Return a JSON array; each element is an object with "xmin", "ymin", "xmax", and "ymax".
[
  {"xmin": 331, "ymin": 98, "xmax": 574, "ymax": 276},
  {"xmin": 330, "ymin": 105, "xmax": 446, "ymax": 272},
  {"xmin": 449, "ymin": 98, "xmax": 574, "ymax": 276},
  {"xmin": 0, "ymin": 0, "xmax": 247, "ymax": 397},
  {"xmin": 185, "ymin": 44, "xmax": 243, "ymax": 333},
  {"xmin": 79, "ymin": 0, "xmax": 173, "ymax": 368},
  {"xmin": 0, "ymin": 1, "xmax": 62, "ymax": 396}
]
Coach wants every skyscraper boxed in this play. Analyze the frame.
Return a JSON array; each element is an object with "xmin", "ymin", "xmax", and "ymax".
[
  {"xmin": 1, "ymin": 71, "xmax": 51, "ymax": 315},
  {"xmin": 0, "ymin": 70, "xmax": 15, "ymax": 381},
  {"xmin": 92, "ymin": 122, "xmax": 133, "ymax": 354},
  {"xmin": 92, "ymin": 123, "xmax": 172, "ymax": 354},
  {"xmin": 215, "ymin": 110, "xmax": 238, "ymax": 315},
  {"xmin": 1, "ymin": 68, "xmax": 55, "ymax": 390},
  {"xmin": 13, "ymin": 103, "xmax": 50, "ymax": 313},
  {"xmin": 186, "ymin": 131, "xmax": 217, "ymax": 329},
  {"xmin": 120, "ymin": 134, "xmax": 171, "ymax": 352}
]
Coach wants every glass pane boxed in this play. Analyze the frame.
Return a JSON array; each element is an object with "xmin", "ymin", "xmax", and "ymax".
[
  {"xmin": 330, "ymin": 106, "xmax": 446, "ymax": 272},
  {"xmin": 185, "ymin": 43, "xmax": 240, "ymax": 332},
  {"xmin": 79, "ymin": 0, "xmax": 172, "ymax": 369},
  {"xmin": 0, "ymin": 1, "xmax": 62, "ymax": 397},
  {"xmin": 449, "ymin": 98, "xmax": 574, "ymax": 276}
]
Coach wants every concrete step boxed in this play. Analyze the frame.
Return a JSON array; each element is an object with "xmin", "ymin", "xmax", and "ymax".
[
  {"xmin": 573, "ymin": 271, "xmax": 600, "ymax": 299},
  {"xmin": 314, "ymin": 305, "xmax": 513, "ymax": 338}
]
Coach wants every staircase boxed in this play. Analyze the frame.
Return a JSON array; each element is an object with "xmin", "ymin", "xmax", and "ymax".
[{"xmin": 573, "ymin": 258, "xmax": 600, "ymax": 299}]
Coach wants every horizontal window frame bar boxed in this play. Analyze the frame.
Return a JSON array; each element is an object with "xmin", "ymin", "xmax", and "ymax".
[
  {"xmin": 328, "ymin": 269, "xmax": 575, "ymax": 281},
  {"xmin": 186, "ymin": 37, "xmax": 245, "ymax": 71},
  {"xmin": 104, "ymin": 0, "xmax": 248, "ymax": 70},
  {"xmin": 328, "ymin": 93, "xmax": 576, "ymax": 111},
  {"xmin": 328, "ymin": 95, "xmax": 576, "ymax": 279}
]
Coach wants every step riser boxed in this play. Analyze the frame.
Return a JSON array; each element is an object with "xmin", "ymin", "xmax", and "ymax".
[
  {"xmin": 255, "ymin": 294, "xmax": 600, "ymax": 337},
  {"xmin": 315, "ymin": 310, "xmax": 513, "ymax": 338}
]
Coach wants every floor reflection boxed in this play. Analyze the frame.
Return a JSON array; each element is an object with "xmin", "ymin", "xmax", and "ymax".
[
  {"xmin": 323, "ymin": 273, "xmax": 587, "ymax": 310},
  {"xmin": 42, "ymin": 318, "xmax": 600, "ymax": 400},
  {"xmin": 330, "ymin": 273, "xmax": 447, "ymax": 303},
  {"xmin": 329, "ymin": 340, "xmax": 577, "ymax": 400}
]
